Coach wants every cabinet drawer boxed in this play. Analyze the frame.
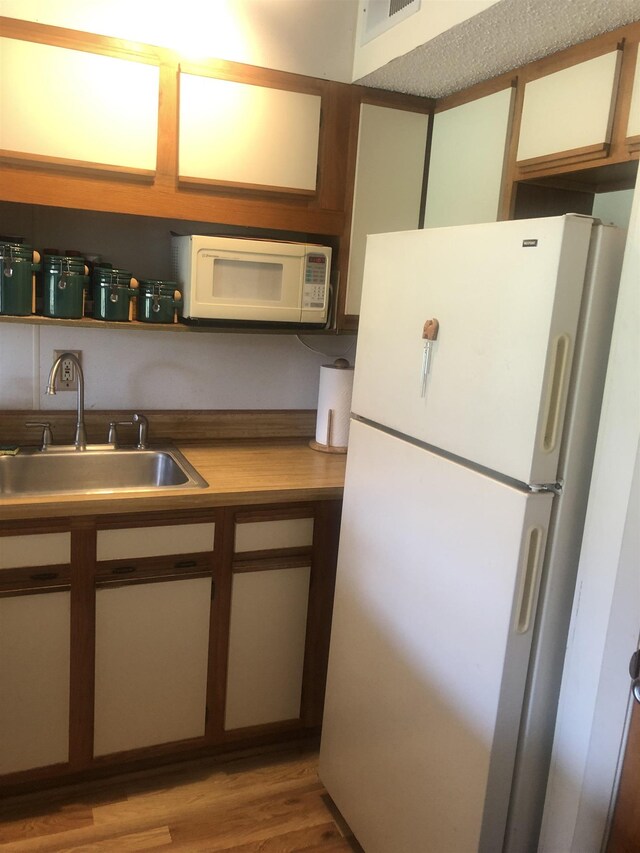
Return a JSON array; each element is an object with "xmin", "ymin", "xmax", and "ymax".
[
  {"xmin": 97, "ymin": 522, "xmax": 215, "ymax": 561},
  {"xmin": 0, "ymin": 532, "xmax": 70, "ymax": 570},
  {"xmin": 234, "ymin": 517, "xmax": 314, "ymax": 554}
]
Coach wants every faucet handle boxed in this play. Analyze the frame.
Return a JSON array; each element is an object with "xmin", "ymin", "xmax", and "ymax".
[
  {"xmin": 26, "ymin": 421, "xmax": 53, "ymax": 451},
  {"xmin": 107, "ymin": 419, "xmax": 134, "ymax": 448}
]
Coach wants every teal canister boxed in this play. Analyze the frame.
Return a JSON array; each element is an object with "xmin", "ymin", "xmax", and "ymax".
[
  {"xmin": 42, "ymin": 255, "xmax": 90, "ymax": 319},
  {"xmin": 93, "ymin": 268, "xmax": 138, "ymax": 322},
  {"xmin": 0, "ymin": 242, "xmax": 41, "ymax": 316},
  {"xmin": 137, "ymin": 280, "xmax": 182, "ymax": 323}
]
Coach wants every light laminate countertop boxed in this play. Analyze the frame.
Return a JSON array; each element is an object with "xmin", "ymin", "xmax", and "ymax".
[{"xmin": 0, "ymin": 441, "xmax": 346, "ymax": 521}]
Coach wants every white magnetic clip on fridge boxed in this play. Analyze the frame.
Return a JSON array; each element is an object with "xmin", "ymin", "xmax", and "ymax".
[{"xmin": 319, "ymin": 215, "xmax": 626, "ymax": 853}]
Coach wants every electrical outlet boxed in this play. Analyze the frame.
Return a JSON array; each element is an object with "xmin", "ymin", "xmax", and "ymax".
[{"xmin": 53, "ymin": 350, "xmax": 81, "ymax": 392}]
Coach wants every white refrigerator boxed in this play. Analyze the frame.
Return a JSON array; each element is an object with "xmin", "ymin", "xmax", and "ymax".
[{"xmin": 318, "ymin": 215, "xmax": 626, "ymax": 853}]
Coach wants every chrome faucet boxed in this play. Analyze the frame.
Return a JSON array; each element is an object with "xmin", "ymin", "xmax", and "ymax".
[{"xmin": 46, "ymin": 352, "xmax": 87, "ymax": 450}]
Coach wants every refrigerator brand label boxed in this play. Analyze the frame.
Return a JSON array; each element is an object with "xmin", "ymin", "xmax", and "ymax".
[{"xmin": 522, "ymin": 239, "xmax": 538, "ymax": 247}]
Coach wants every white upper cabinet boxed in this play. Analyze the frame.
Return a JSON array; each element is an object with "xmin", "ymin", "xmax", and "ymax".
[
  {"xmin": 516, "ymin": 51, "xmax": 621, "ymax": 163},
  {"xmin": 0, "ymin": 38, "xmax": 159, "ymax": 173},
  {"xmin": 178, "ymin": 72, "xmax": 321, "ymax": 192},
  {"xmin": 346, "ymin": 103, "xmax": 428, "ymax": 317},
  {"xmin": 627, "ymin": 48, "xmax": 640, "ymax": 139},
  {"xmin": 424, "ymin": 87, "xmax": 513, "ymax": 229}
]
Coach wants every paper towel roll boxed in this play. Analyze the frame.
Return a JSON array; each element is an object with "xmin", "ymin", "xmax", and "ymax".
[{"xmin": 313, "ymin": 359, "xmax": 354, "ymax": 452}]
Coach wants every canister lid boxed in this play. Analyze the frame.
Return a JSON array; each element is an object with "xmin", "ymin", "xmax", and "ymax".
[{"xmin": 94, "ymin": 267, "xmax": 134, "ymax": 286}]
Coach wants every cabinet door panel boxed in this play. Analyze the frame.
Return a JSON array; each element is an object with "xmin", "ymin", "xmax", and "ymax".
[
  {"xmin": 225, "ymin": 566, "xmax": 310, "ymax": 729},
  {"xmin": 346, "ymin": 104, "xmax": 428, "ymax": 316},
  {"xmin": 0, "ymin": 532, "xmax": 70, "ymax": 569},
  {"xmin": 425, "ymin": 87, "xmax": 513, "ymax": 228},
  {"xmin": 0, "ymin": 38, "xmax": 159, "ymax": 172},
  {"xmin": 517, "ymin": 51, "xmax": 621, "ymax": 162},
  {"xmin": 627, "ymin": 50, "xmax": 640, "ymax": 138},
  {"xmin": 94, "ymin": 577, "xmax": 211, "ymax": 755},
  {"xmin": 0, "ymin": 591, "xmax": 70, "ymax": 774},
  {"xmin": 97, "ymin": 522, "xmax": 215, "ymax": 561},
  {"xmin": 179, "ymin": 73, "xmax": 321, "ymax": 191}
]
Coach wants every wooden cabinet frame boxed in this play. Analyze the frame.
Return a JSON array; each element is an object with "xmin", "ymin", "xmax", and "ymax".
[
  {"xmin": 335, "ymin": 87, "xmax": 434, "ymax": 332},
  {"xmin": 0, "ymin": 500, "xmax": 341, "ymax": 794},
  {"xmin": 0, "ymin": 16, "xmax": 351, "ymax": 236},
  {"xmin": 499, "ymin": 22, "xmax": 640, "ymax": 218}
]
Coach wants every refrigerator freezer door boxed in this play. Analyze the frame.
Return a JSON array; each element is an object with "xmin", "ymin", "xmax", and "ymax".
[
  {"xmin": 319, "ymin": 419, "xmax": 554, "ymax": 853},
  {"xmin": 352, "ymin": 215, "xmax": 595, "ymax": 485}
]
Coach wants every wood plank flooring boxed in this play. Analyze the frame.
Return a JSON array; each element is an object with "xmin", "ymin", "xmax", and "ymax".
[{"xmin": 0, "ymin": 748, "xmax": 362, "ymax": 852}]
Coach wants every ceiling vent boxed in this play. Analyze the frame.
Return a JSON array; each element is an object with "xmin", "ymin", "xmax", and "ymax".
[{"xmin": 361, "ymin": 0, "xmax": 422, "ymax": 46}]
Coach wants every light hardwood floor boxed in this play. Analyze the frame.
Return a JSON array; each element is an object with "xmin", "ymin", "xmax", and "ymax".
[{"xmin": 0, "ymin": 748, "xmax": 362, "ymax": 852}]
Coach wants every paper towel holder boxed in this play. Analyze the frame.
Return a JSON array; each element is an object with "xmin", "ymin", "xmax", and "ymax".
[{"xmin": 309, "ymin": 357, "xmax": 351, "ymax": 455}]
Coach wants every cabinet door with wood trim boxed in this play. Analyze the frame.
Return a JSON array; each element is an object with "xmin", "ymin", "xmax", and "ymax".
[
  {"xmin": 424, "ymin": 87, "xmax": 513, "ymax": 228},
  {"xmin": 0, "ymin": 37, "xmax": 159, "ymax": 177},
  {"xmin": 225, "ymin": 508, "xmax": 315, "ymax": 731},
  {"xmin": 516, "ymin": 50, "xmax": 621, "ymax": 171},
  {"xmin": 94, "ymin": 576, "xmax": 212, "ymax": 756},
  {"xmin": 178, "ymin": 70, "xmax": 321, "ymax": 194},
  {"xmin": 626, "ymin": 47, "xmax": 640, "ymax": 153},
  {"xmin": 225, "ymin": 563, "xmax": 311, "ymax": 730},
  {"xmin": 0, "ymin": 530, "xmax": 71, "ymax": 776},
  {"xmin": 344, "ymin": 102, "xmax": 428, "ymax": 320},
  {"xmin": 93, "ymin": 519, "xmax": 215, "ymax": 757}
]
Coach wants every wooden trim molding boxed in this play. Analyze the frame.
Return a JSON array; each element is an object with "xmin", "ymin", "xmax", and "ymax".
[
  {"xmin": 0, "ymin": 409, "xmax": 318, "ymax": 445},
  {"xmin": 177, "ymin": 175, "xmax": 317, "ymax": 198},
  {"xmin": 232, "ymin": 553, "xmax": 313, "ymax": 574},
  {"xmin": 627, "ymin": 134, "xmax": 640, "ymax": 154},
  {"xmin": 516, "ymin": 142, "xmax": 611, "ymax": 175},
  {"xmin": 95, "ymin": 552, "xmax": 214, "ymax": 587},
  {"xmin": 0, "ymin": 150, "xmax": 156, "ymax": 182},
  {"xmin": 0, "ymin": 563, "xmax": 71, "ymax": 596},
  {"xmin": 0, "ymin": 15, "xmax": 168, "ymax": 65},
  {"xmin": 234, "ymin": 505, "xmax": 315, "ymax": 524}
]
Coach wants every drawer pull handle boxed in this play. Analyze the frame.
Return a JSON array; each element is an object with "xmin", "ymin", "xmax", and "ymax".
[
  {"xmin": 30, "ymin": 571, "xmax": 59, "ymax": 581},
  {"xmin": 174, "ymin": 560, "xmax": 197, "ymax": 569},
  {"xmin": 111, "ymin": 565, "xmax": 136, "ymax": 575}
]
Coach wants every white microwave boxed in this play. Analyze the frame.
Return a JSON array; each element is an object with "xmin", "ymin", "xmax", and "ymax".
[{"xmin": 171, "ymin": 234, "xmax": 331, "ymax": 327}]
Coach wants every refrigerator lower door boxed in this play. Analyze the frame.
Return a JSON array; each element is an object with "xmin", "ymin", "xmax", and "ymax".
[{"xmin": 319, "ymin": 419, "xmax": 553, "ymax": 853}]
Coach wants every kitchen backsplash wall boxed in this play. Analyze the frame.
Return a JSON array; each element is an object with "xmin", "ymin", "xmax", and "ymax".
[
  {"xmin": 0, "ymin": 323, "xmax": 350, "ymax": 412},
  {"xmin": 0, "ymin": 202, "xmax": 355, "ymax": 413}
]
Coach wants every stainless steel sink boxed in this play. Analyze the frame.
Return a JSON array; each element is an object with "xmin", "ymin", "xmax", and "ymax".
[{"xmin": 0, "ymin": 446, "xmax": 208, "ymax": 497}]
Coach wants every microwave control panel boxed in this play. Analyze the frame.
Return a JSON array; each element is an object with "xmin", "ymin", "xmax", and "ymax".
[{"xmin": 302, "ymin": 253, "xmax": 328, "ymax": 310}]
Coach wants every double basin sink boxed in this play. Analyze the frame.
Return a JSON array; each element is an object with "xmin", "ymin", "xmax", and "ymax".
[{"xmin": 0, "ymin": 446, "xmax": 209, "ymax": 497}]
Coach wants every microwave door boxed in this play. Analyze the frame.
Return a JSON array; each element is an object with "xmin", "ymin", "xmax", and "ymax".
[{"xmin": 195, "ymin": 250, "xmax": 302, "ymax": 323}]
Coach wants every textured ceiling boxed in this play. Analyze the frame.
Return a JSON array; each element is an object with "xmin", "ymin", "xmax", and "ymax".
[{"xmin": 355, "ymin": 0, "xmax": 640, "ymax": 98}]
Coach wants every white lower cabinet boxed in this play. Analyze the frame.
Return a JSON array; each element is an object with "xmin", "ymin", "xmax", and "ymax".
[
  {"xmin": 94, "ymin": 577, "xmax": 212, "ymax": 756},
  {"xmin": 0, "ymin": 591, "xmax": 70, "ymax": 774},
  {"xmin": 225, "ymin": 565, "xmax": 311, "ymax": 730}
]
